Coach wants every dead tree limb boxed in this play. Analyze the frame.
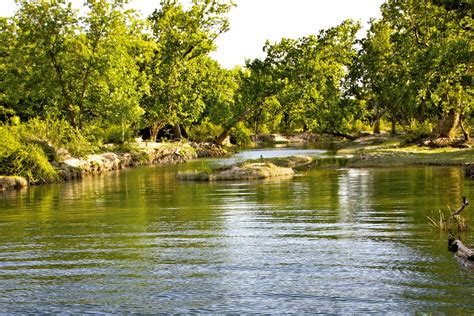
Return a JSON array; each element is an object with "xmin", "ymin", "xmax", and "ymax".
[
  {"xmin": 452, "ymin": 196, "xmax": 469, "ymax": 217},
  {"xmin": 446, "ymin": 197, "xmax": 469, "ymax": 230},
  {"xmin": 448, "ymin": 234, "xmax": 474, "ymax": 262}
]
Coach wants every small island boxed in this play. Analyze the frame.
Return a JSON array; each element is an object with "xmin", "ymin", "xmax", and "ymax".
[{"xmin": 177, "ymin": 156, "xmax": 312, "ymax": 181}]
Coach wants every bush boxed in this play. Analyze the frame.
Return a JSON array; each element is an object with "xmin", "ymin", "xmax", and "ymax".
[
  {"xmin": 230, "ymin": 122, "xmax": 253, "ymax": 146},
  {"xmin": 0, "ymin": 143, "xmax": 58, "ymax": 184},
  {"xmin": 25, "ymin": 117, "xmax": 96, "ymax": 157},
  {"xmin": 349, "ymin": 119, "xmax": 372, "ymax": 134},
  {"xmin": 103, "ymin": 125, "xmax": 134, "ymax": 144},
  {"xmin": 403, "ymin": 120, "xmax": 432, "ymax": 144},
  {"xmin": 188, "ymin": 121, "xmax": 223, "ymax": 142},
  {"xmin": 0, "ymin": 117, "xmax": 95, "ymax": 183}
]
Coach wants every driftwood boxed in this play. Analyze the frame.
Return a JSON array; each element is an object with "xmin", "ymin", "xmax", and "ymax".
[
  {"xmin": 451, "ymin": 196, "xmax": 469, "ymax": 217},
  {"xmin": 448, "ymin": 234, "xmax": 474, "ymax": 262},
  {"xmin": 445, "ymin": 197, "xmax": 473, "ymax": 266}
]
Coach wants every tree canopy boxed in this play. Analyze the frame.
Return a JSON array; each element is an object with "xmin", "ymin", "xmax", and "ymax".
[{"xmin": 0, "ymin": 0, "xmax": 472, "ymax": 147}]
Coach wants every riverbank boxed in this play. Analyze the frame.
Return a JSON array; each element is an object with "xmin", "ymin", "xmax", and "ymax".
[
  {"xmin": 0, "ymin": 141, "xmax": 229, "ymax": 191},
  {"xmin": 253, "ymin": 133, "xmax": 473, "ymax": 170},
  {"xmin": 332, "ymin": 135, "xmax": 473, "ymax": 168},
  {"xmin": 2, "ymin": 133, "xmax": 473, "ymax": 191},
  {"xmin": 58, "ymin": 141, "xmax": 229, "ymax": 180}
]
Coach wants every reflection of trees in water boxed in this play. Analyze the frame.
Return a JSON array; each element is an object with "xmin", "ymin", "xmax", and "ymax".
[
  {"xmin": 335, "ymin": 166, "xmax": 471, "ymax": 225},
  {"xmin": 338, "ymin": 169, "xmax": 372, "ymax": 223}
]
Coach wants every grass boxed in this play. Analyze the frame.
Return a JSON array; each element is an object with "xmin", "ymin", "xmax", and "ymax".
[
  {"xmin": 428, "ymin": 209, "xmax": 469, "ymax": 232},
  {"xmin": 334, "ymin": 136, "xmax": 474, "ymax": 167}
]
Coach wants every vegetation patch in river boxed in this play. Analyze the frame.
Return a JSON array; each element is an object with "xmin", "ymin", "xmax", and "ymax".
[{"xmin": 177, "ymin": 156, "xmax": 313, "ymax": 181}]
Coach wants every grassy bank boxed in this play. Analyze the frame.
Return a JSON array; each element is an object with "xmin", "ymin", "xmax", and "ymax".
[{"xmin": 332, "ymin": 135, "xmax": 473, "ymax": 168}]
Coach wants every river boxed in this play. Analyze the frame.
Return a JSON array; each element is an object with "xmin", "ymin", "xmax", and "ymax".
[{"xmin": 1, "ymin": 148, "xmax": 473, "ymax": 313}]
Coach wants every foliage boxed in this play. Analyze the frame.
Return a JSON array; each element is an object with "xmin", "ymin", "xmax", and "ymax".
[
  {"xmin": 353, "ymin": 0, "xmax": 474, "ymax": 138},
  {"xmin": 402, "ymin": 120, "xmax": 433, "ymax": 144},
  {"xmin": 103, "ymin": 124, "xmax": 135, "ymax": 144},
  {"xmin": 188, "ymin": 120, "xmax": 223, "ymax": 142},
  {"xmin": 265, "ymin": 20, "xmax": 361, "ymax": 135},
  {"xmin": 229, "ymin": 122, "xmax": 253, "ymax": 146},
  {"xmin": 142, "ymin": 0, "xmax": 234, "ymax": 140},
  {"xmin": 25, "ymin": 116, "xmax": 96, "ymax": 157},
  {"xmin": 0, "ymin": 123, "xmax": 58, "ymax": 183},
  {"xmin": 1, "ymin": 0, "xmax": 151, "ymax": 131},
  {"xmin": 0, "ymin": 117, "xmax": 95, "ymax": 183},
  {"xmin": 0, "ymin": 143, "xmax": 58, "ymax": 184}
]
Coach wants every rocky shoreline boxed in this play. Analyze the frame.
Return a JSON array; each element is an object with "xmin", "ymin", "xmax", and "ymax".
[{"xmin": 0, "ymin": 142, "xmax": 228, "ymax": 191}]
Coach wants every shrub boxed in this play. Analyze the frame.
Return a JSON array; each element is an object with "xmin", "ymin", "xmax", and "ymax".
[
  {"xmin": 25, "ymin": 117, "xmax": 96, "ymax": 157},
  {"xmin": 103, "ymin": 125, "xmax": 134, "ymax": 144},
  {"xmin": 0, "ymin": 117, "xmax": 93, "ymax": 183},
  {"xmin": 230, "ymin": 122, "xmax": 253, "ymax": 146},
  {"xmin": 188, "ymin": 121, "xmax": 223, "ymax": 142},
  {"xmin": 403, "ymin": 120, "xmax": 432, "ymax": 144},
  {"xmin": 0, "ymin": 143, "xmax": 58, "ymax": 184}
]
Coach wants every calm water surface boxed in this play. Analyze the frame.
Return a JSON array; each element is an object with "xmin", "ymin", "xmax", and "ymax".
[{"xmin": 1, "ymin": 148, "xmax": 473, "ymax": 314}]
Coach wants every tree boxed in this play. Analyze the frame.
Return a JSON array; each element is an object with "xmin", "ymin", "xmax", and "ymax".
[
  {"xmin": 380, "ymin": 0, "xmax": 473, "ymax": 139},
  {"xmin": 1, "ymin": 0, "xmax": 151, "ymax": 134},
  {"xmin": 349, "ymin": 19, "xmax": 401, "ymax": 134},
  {"xmin": 143, "ymin": 0, "xmax": 234, "ymax": 141},
  {"xmin": 265, "ymin": 20, "xmax": 361, "ymax": 135},
  {"xmin": 215, "ymin": 58, "xmax": 282, "ymax": 145}
]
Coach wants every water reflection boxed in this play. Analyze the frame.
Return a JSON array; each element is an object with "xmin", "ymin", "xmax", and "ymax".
[
  {"xmin": 0, "ymin": 156, "xmax": 473, "ymax": 313},
  {"xmin": 338, "ymin": 169, "xmax": 372, "ymax": 222}
]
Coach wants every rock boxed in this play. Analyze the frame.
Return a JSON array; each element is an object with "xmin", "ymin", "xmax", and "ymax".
[
  {"xmin": 0, "ymin": 176, "xmax": 28, "ymax": 191},
  {"xmin": 268, "ymin": 156, "xmax": 313, "ymax": 169}
]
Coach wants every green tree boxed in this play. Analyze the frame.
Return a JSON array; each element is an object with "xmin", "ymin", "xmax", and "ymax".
[
  {"xmin": 143, "ymin": 0, "xmax": 234, "ymax": 141},
  {"xmin": 380, "ymin": 0, "xmax": 473, "ymax": 139},
  {"xmin": 265, "ymin": 20, "xmax": 361, "ymax": 135},
  {"xmin": 1, "ymin": 0, "xmax": 151, "ymax": 135},
  {"xmin": 349, "ymin": 19, "xmax": 401, "ymax": 134},
  {"xmin": 215, "ymin": 58, "xmax": 282, "ymax": 145}
]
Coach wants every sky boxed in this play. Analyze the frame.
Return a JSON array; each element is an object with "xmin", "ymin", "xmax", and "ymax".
[{"xmin": 0, "ymin": 0, "xmax": 385, "ymax": 68}]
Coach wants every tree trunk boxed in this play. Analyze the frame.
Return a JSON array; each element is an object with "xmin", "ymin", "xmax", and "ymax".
[
  {"xmin": 372, "ymin": 102, "xmax": 386, "ymax": 135},
  {"xmin": 216, "ymin": 126, "xmax": 231, "ymax": 145},
  {"xmin": 391, "ymin": 118, "xmax": 397, "ymax": 136},
  {"xmin": 173, "ymin": 124, "xmax": 182, "ymax": 140},
  {"xmin": 373, "ymin": 118, "xmax": 381, "ymax": 134},
  {"xmin": 459, "ymin": 116, "xmax": 471, "ymax": 141},
  {"xmin": 215, "ymin": 104, "xmax": 257, "ymax": 145},
  {"xmin": 150, "ymin": 122, "xmax": 164, "ymax": 142},
  {"xmin": 432, "ymin": 108, "xmax": 461, "ymax": 139}
]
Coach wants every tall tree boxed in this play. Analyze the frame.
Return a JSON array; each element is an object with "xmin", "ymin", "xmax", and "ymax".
[
  {"xmin": 380, "ymin": 0, "xmax": 473, "ymax": 139},
  {"xmin": 349, "ymin": 19, "xmax": 401, "ymax": 134},
  {"xmin": 143, "ymin": 0, "xmax": 234, "ymax": 141},
  {"xmin": 265, "ymin": 20, "xmax": 361, "ymax": 135},
  {"xmin": 1, "ymin": 0, "xmax": 151, "ymax": 132},
  {"xmin": 215, "ymin": 58, "xmax": 282, "ymax": 145}
]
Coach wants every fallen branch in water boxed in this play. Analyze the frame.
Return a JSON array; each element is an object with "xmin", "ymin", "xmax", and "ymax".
[
  {"xmin": 451, "ymin": 196, "xmax": 469, "ymax": 217},
  {"xmin": 448, "ymin": 234, "xmax": 474, "ymax": 262}
]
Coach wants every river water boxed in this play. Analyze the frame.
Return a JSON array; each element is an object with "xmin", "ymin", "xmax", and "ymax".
[{"xmin": 1, "ymin": 148, "xmax": 473, "ymax": 314}]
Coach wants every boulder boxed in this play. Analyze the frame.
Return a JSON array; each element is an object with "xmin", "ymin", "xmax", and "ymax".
[{"xmin": 0, "ymin": 176, "xmax": 28, "ymax": 191}]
